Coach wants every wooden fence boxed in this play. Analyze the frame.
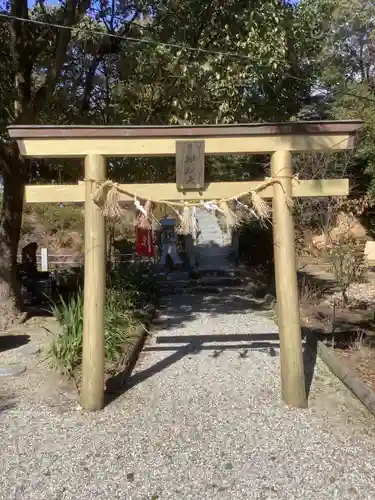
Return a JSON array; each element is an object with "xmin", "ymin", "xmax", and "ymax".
[{"xmin": 18, "ymin": 249, "xmax": 144, "ymax": 272}]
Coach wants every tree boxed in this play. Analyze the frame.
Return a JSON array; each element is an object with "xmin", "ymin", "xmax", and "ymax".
[
  {"xmin": 85, "ymin": 0, "xmax": 330, "ymax": 182},
  {"xmin": 303, "ymin": 0, "xmax": 375, "ymax": 193},
  {"xmin": 0, "ymin": 1, "xmax": 94, "ymax": 327},
  {"xmin": 0, "ymin": 0, "xmax": 330, "ymax": 328}
]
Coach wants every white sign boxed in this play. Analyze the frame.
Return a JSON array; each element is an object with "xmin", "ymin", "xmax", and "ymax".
[{"xmin": 41, "ymin": 247, "xmax": 48, "ymax": 272}]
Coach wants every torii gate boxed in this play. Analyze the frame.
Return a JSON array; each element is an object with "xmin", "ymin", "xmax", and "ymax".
[{"xmin": 8, "ymin": 121, "xmax": 363, "ymax": 411}]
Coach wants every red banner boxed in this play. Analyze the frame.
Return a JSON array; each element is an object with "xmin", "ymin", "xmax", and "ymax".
[{"xmin": 135, "ymin": 228, "xmax": 155, "ymax": 257}]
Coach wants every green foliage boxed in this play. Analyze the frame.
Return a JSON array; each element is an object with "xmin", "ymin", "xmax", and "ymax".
[
  {"xmin": 49, "ymin": 287, "xmax": 136, "ymax": 378},
  {"xmin": 112, "ymin": 0, "xmax": 323, "ymax": 127},
  {"xmin": 306, "ymin": 0, "xmax": 375, "ymax": 195},
  {"xmin": 48, "ymin": 263, "xmax": 157, "ymax": 379},
  {"xmin": 1, "ymin": 1, "xmax": 336, "ymax": 188},
  {"xmin": 331, "ymin": 85, "xmax": 375, "ymax": 195},
  {"xmin": 49, "ymin": 292, "xmax": 84, "ymax": 377},
  {"xmin": 103, "ymin": 289, "xmax": 137, "ymax": 362},
  {"xmin": 49, "ymin": 290, "xmax": 135, "ymax": 377},
  {"xmin": 2, "ymin": 0, "xmax": 374, "ymax": 299},
  {"xmin": 108, "ymin": 262, "xmax": 159, "ymax": 306}
]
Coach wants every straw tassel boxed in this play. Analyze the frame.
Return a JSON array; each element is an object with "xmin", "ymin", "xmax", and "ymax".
[
  {"xmin": 250, "ymin": 191, "xmax": 272, "ymax": 221},
  {"xmin": 136, "ymin": 199, "xmax": 154, "ymax": 229},
  {"xmin": 92, "ymin": 180, "xmax": 122, "ymax": 219},
  {"xmin": 250, "ymin": 177, "xmax": 294, "ymax": 221},
  {"xmin": 218, "ymin": 200, "xmax": 238, "ymax": 230},
  {"xmin": 177, "ymin": 204, "xmax": 197, "ymax": 236}
]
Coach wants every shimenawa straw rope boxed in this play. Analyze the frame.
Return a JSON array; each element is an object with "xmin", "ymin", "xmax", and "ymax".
[{"xmin": 87, "ymin": 175, "xmax": 297, "ymax": 230}]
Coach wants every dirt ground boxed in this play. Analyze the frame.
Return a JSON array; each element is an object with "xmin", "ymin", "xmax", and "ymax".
[
  {"xmin": 298, "ymin": 255, "xmax": 375, "ymax": 392},
  {"xmin": 0, "ymin": 313, "xmax": 80, "ymax": 410}
]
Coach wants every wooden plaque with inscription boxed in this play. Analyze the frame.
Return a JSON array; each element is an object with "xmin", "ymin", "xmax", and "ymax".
[{"xmin": 176, "ymin": 140, "xmax": 205, "ymax": 190}]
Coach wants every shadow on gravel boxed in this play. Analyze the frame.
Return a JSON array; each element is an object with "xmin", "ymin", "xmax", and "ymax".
[
  {"xmin": 157, "ymin": 294, "xmax": 276, "ymax": 331},
  {"xmin": 24, "ymin": 306, "xmax": 53, "ymax": 321},
  {"xmin": 105, "ymin": 267, "xmax": 320, "ymax": 407},
  {"xmin": 142, "ymin": 332, "xmax": 281, "ymax": 355},
  {"xmin": 156, "ymin": 266, "xmax": 276, "ymax": 327},
  {"xmin": 106, "ymin": 328, "xmax": 322, "ymax": 407},
  {"xmin": 0, "ymin": 395, "xmax": 17, "ymax": 413},
  {"xmin": 105, "ymin": 332, "xmax": 281, "ymax": 406},
  {"xmin": 0, "ymin": 334, "xmax": 30, "ymax": 353}
]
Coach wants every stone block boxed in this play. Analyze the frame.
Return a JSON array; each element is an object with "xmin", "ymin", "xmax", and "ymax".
[{"xmin": 364, "ymin": 241, "xmax": 375, "ymax": 261}]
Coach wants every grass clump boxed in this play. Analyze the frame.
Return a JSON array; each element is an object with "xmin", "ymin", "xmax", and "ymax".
[
  {"xmin": 48, "ymin": 263, "xmax": 157, "ymax": 381},
  {"xmin": 49, "ymin": 292, "xmax": 84, "ymax": 377}
]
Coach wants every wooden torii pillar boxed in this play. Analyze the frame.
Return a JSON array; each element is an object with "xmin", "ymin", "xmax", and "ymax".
[{"xmin": 8, "ymin": 121, "xmax": 363, "ymax": 411}]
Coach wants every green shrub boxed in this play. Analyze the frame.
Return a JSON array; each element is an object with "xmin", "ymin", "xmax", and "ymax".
[
  {"xmin": 108, "ymin": 262, "xmax": 159, "ymax": 306},
  {"xmin": 48, "ymin": 263, "xmax": 158, "ymax": 380},
  {"xmin": 48, "ymin": 287, "xmax": 138, "ymax": 379},
  {"xmin": 103, "ymin": 289, "xmax": 136, "ymax": 362}
]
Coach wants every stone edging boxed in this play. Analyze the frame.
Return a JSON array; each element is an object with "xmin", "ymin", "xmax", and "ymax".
[{"xmin": 316, "ymin": 340, "xmax": 375, "ymax": 417}]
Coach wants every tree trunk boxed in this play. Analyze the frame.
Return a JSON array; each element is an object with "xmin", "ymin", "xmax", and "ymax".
[{"xmin": 0, "ymin": 149, "xmax": 26, "ymax": 329}]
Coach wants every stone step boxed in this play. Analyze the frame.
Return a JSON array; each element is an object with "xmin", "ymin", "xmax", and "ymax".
[
  {"xmin": 198, "ymin": 250, "xmax": 230, "ymax": 255},
  {"xmin": 198, "ymin": 221, "xmax": 222, "ymax": 227},
  {"xmin": 198, "ymin": 244, "xmax": 229, "ymax": 248},
  {"xmin": 198, "ymin": 235, "xmax": 224, "ymax": 241},
  {"xmin": 161, "ymin": 286, "xmax": 230, "ymax": 295},
  {"xmin": 159, "ymin": 276, "xmax": 244, "ymax": 288},
  {"xmin": 198, "ymin": 244, "xmax": 227, "ymax": 249},
  {"xmin": 199, "ymin": 231, "xmax": 224, "ymax": 236},
  {"xmin": 198, "ymin": 247, "xmax": 229, "ymax": 252},
  {"xmin": 197, "ymin": 244, "xmax": 229, "ymax": 249},
  {"xmin": 198, "ymin": 251, "xmax": 229, "ymax": 257},
  {"xmin": 195, "ymin": 207, "xmax": 232, "ymax": 270},
  {"xmin": 160, "ymin": 285, "xmax": 260, "ymax": 296},
  {"xmin": 158, "ymin": 268, "xmax": 243, "ymax": 281},
  {"xmin": 198, "ymin": 257, "xmax": 229, "ymax": 262},
  {"xmin": 192, "ymin": 268, "xmax": 236, "ymax": 278},
  {"xmin": 198, "ymin": 244, "xmax": 225, "ymax": 249},
  {"xmin": 198, "ymin": 225, "xmax": 222, "ymax": 230},
  {"xmin": 198, "ymin": 245, "xmax": 229, "ymax": 250}
]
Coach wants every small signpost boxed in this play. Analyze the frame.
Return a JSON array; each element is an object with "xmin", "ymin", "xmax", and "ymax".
[
  {"xmin": 40, "ymin": 247, "xmax": 48, "ymax": 272},
  {"xmin": 176, "ymin": 140, "xmax": 205, "ymax": 190}
]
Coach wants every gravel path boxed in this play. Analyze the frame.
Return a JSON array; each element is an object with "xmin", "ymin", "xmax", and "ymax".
[{"xmin": 1, "ymin": 292, "xmax": 375, "ymax": 500}]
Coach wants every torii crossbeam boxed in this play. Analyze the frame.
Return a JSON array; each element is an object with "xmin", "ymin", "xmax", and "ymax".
[{"xmin": 8, "ymin": 121, "xmax": 363, "ymax": 412}]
